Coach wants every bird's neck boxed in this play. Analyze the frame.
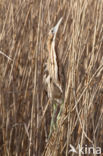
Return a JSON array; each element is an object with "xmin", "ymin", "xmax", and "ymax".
[{"xmin": 47, "ymin": 37, "xmax": 52, "ymax": 53}]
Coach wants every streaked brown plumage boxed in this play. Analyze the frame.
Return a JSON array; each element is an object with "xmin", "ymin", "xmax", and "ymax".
[{"xmin": 43, "ymin": 17, "xmax": 63, "ymax": 103}]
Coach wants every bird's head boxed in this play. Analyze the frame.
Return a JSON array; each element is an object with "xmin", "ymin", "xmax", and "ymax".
[{"xmin": 48, "ymin": 17, "xmax": 63, "ymax": 43}]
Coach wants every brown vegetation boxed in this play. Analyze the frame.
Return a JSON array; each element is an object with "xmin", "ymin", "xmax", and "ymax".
[{"xmin": 0, "ymin": 0, "xmax": 103, "ymax": 155}]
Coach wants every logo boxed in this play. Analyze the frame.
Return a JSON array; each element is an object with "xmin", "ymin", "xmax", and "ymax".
[{"xmin": 69, "ymin": 144, "xmax": 101, "ymax": 155}]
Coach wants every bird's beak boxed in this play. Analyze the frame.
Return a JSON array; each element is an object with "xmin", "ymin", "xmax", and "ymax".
[{"xmin": 53, "ymin": 17, "xmax": 63, "ymax": 39}]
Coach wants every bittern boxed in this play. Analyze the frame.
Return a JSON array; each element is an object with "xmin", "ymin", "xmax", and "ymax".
[{"xmin": 43, "ymin": 17, "xmax": 63, "ymax": 103}]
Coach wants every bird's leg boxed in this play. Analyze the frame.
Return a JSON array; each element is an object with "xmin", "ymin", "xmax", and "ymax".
[{"xmin": 48, "ymin": 103, "xmax": 58, "ymax": 139}]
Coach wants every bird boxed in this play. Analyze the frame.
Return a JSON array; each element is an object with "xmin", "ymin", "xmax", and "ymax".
[{"xmin": 43, "ymin": 17, "xmax": 63, "ymax": 104}]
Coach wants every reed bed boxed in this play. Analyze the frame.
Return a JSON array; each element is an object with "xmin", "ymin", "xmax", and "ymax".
[{"xmin": 0, "ymin": 0, "xmax": 103, "ymax": 155}]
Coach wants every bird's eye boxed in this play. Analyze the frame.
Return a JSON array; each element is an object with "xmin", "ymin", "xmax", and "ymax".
[{"xmin": 51, "ymin": 29, "xmax": 54, "ymax": 33}]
